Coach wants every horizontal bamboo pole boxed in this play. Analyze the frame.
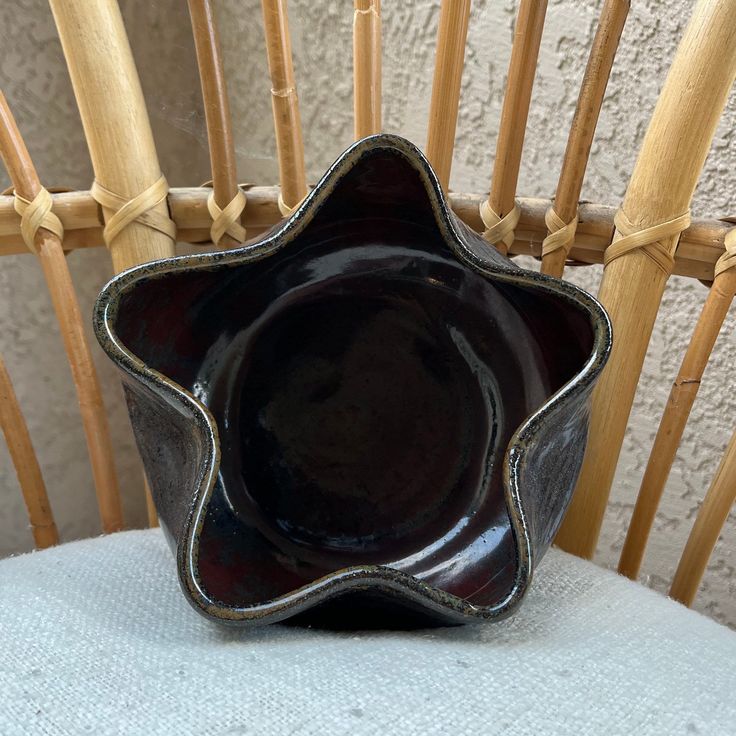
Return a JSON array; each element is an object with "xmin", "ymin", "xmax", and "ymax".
[
  {"xmin": 0, "ymin": 355, "xmax": 58, "ymax": 549},
  {"xmin": 354, "ymin": 0, "xmax": 382, "ymax": 138},
  {"xmin": 541, "ymin": 0, "xmax": 629, "ymax": 278},
  {"xmin": 0, "ymin": 92, "xmax": 123, "ymax": 534},
  {"xmin": 669, "ymin": 424, "xmax": 736, "ymax": 607},
  {"xmin": 0, "ymin": 189, "xmax": 729, "ymax": 281},
  {"xmin": 425, "ymin": 0, "xmax": 472, "ymax": 190}
]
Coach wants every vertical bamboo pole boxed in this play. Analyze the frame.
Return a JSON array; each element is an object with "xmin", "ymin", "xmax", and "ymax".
[
  {"xmin": 425, "ymin": 0, "xmax": 472, "ymax": 191},
  {"xmin": 619, "ymin": 252, "xmax": 736, "ymax": 579},
  {"xmin": 261, "ymin": 0, "xmax": 308, "ymax": 213},
  {"xmin": 188, "ymin": 0, "xmax": 243, "ymax": 247},
  {"xmin": 49, "ymin": 0, "xmax": 176, "ymax": 274},
  {"xmin": 144, "ymin": 482, "xmax": 158, "ymax": 528},
  {"xmin": 669, "ymin": 425, "xmax": 736, "ymax": 606},
  {"xmin": 541, "ymin": 0, "xmax": 629, "ymax": 278},
  {"xmin": 555, "ymin": 0, "xmax": 736, "ymax": 559},
  {"xmin": 481, "ymin": 0, "xmax": 547, "ymax": 255},
  {"xmin": 353, "ymin": 0, "xmax": 382, "ymax": 139},
  {"xmin": 0, "ymin": 92, "xmax": 124, "ymax": 534},
  {"xmin": 0, "ymin": 356, "xmax": 58, "ymax": 548},
  {"xmin": 50, "ymin": 0, "xmax": 177, "ymax": 526}
]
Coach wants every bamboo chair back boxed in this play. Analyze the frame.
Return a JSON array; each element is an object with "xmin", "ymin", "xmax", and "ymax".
[{"xmin": 1, "ymin": 0, "xmax": 735, "ymax": 614}]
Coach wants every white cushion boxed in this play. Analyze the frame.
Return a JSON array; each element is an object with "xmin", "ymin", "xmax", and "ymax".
[{"xmin": 0, "ymin": 529, "xmax": 734, "ymax": 735}]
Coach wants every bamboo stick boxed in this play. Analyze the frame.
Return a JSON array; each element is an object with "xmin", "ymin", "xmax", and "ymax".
[
  {"xmin": 144, "ymin": 476, "xmax": 158, "ymax": 528},
  {"xmin": 49, "ymin": 0, "xmax": 176, "ymax": 274},
  {"xmin": 0, "ymin": 190, "xmax": 730, "ymax": 282},
  {"xmin": 261, "ymin": 0, "xmax": 308, "ymax": 213},
  {"xmin": 555, "ymin": 0, "xmax": 736, "ymax": 559},
  {"xmin": 541, "ymin": 0, "xmax": 629, "ymax": 278},
  {"xmin": 188, "ymin": 0, "xmax": 243, "ymax": 247},
  {"xmin": 0, "ymin": 92, "xmax": 123, "ymax": 534},
  {"xmin": 425, "ymin": 0, "xmax": 471, "ymax": 191},
  {"xmin": 0, "ymin": 355, "xmax": 58, "ymax": 549},
  {"xmin": 353, "ymin": 0, "xmax": 382, "ymax": 139},
  {"xmin": 669, "ymin": 424, "xmax": 736, "ymax": 607},
  {"xmin": 481, "ymin": 0, "xmax": 547, "ymax": 255},
  {"xmin": 50, "ymin": 0, "xmax": 177, "ymax": 525},
  {"xmin": 618, "ymin": 250, "xmax": 736, "ymax": 579}
]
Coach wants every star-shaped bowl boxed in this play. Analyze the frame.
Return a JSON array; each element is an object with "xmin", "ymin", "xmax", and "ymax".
[{"xmin": 95, "ymin": 135, "xmax": 611, "ymax": 627}]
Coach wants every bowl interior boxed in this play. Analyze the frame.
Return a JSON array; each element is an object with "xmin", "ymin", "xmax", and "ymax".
[{"xmin": 113, "ymin": 148, "xmax": 595, "ymax": 614}]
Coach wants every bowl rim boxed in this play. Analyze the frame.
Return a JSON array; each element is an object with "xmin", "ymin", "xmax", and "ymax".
[{"xmin": 94, "ymin": 134, "xmax": 612, "ymax": 625}]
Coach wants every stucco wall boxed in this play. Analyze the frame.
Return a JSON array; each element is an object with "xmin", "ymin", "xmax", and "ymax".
[{"xmin": 0, "ymin": 0, "xmax": 734, "ymax": 625}]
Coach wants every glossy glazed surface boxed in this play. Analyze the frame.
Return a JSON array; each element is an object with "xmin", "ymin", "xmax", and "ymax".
[{"xmin": 97, "ymin": 136, "xmax": 611, "ymax": 626}]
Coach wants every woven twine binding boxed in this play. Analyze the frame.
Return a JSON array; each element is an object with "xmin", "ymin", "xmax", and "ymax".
[
  {"xmin": 542, "ymin": 207, "xmax": 578, "ymax": 259},
  {"xmin": 207, "ymin": 189, "xmax": 246, "ymax": 246},
  {"xmin": 90, "ymin": 175, "xmax": 176, "ymax": 248},
  {"xmin": 277, "ymin": 190, "xmax": 308, "ymax": 218},
  {"xmin": 479, "ymin": 199, "xmax": 520, "ymax": 250},
  {"xmin": 714, "ymin": 228, "xmax": 736, "ymax": 278},
  {"xmin": 604, "ymin": 209, "xmax": 691, "ymax": 274},
  {"xmin": 13, "ymin": 188, "xmax": 64, "ymax": 254}
]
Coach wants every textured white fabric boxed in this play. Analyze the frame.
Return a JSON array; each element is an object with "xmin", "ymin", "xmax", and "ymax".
[{"xmin": 1, "ymin": 529, "xmax": 735, "ymax": 735}]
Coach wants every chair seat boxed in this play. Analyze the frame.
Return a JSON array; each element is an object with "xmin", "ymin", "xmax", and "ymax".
[{"xmin": 1, "ymin": 529, "xmax": 734, "ymax": 735}]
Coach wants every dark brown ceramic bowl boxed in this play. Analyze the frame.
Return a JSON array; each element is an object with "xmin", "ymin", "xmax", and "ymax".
[{"xmin": 95, "ymin": 135, "xmax": 611, "ymax": 627}]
